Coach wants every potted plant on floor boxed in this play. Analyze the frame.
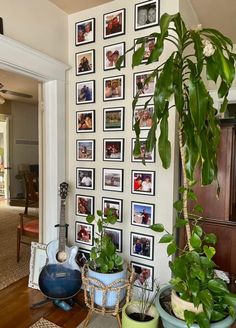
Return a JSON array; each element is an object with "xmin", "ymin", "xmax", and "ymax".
[
  {"xmin": 84, "ymin": 209, "xmax": 126, "ymax": 307},
  {"xmin": 117, "ymin": 12, "xmax": 236, "ymax": 328}
]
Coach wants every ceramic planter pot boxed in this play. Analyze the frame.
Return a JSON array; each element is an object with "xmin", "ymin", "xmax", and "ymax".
[
  {"xmin": 87, "ymin": 267, "xmax": 126, "ymax": 307},
  {"xmin": 122, "ymin": 301, "xmax": 159, "ymax": 328},
  {"xmin": 156, "ymin": 285, "xmax": 235, "ymax": 328}
]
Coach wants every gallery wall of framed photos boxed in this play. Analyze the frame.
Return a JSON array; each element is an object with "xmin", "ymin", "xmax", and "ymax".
[{"xmin": 67, "ymin": 0, "xmax": 180, "ymax": 287}]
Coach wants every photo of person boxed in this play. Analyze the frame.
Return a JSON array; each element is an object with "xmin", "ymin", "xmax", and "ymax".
[
  {"xmin": 103, "ymin": 107, "xmax": 124, "ymax": 131},
  {"xmin": 103, "ymin": 168, "xmax": 123, "ymax": 192},
  {"xmin": 103, "ymin": 9, "xmax": 125, "ymax": 39},
  {"xmin": 135, "ymin": 0, "xmax": 159, "ymax": 31},
  {"xmin": 76, "ymin": 168, "xmax": 95, "ymax": 190},
  {"xmin": 76, "ymin": 110, "xmax": 95, "ymax": 133},
  {"xmin": 103, "ymin": 138, "xmax": 124, "ymax": 161},
  {"xmin": 75, "ymin": 50, "xmax": 95, "ymax": 75},
  {"xmin": 132, "ymin": 170, "xmax": 155, "ymax": 195},
  {"xmin": 76, "ymin": 80, "xmax": 95, "ymax": 104},
  {"xmin": 131, "ymin": 202, "xmax": 154, "ymax": 227},
  {"xmin": 102, "ymin": 197, "xmax": 122, "ymax": 222},
  {"xmin": 134, "ymin": 37, "xmax": 156, "ymax": 63},
  {"xmin": 132, "ymin": 138, "xmax": 155, "ymax": 162},
  {"xmin": 75, "ymin": 222, "xmax": 93, "ymax": 245},
  {"xmin": 134, "ymin": 71, "xmax": 155, "ymax": 97},
  {"xmin": 104, "ymin": 227, "xmax": 122, "ymax": 252},
  {"xmin": 103, "ymin": 75, "xmax": 124, "ymax": 101},
  {"xmin": 133, "ymin": 105, "xmax": 154, "ymax": 130},
  {"xmin": 104, "ymin": 42, "xmax": 125, "ymax": 70},
  {"xmin": 76, "ymin": 140, "xmax": 95, "ymax": 161},
  {"xmin": 131, "ymin": 233, "xmax": 154, "ymax": 260},
  {"xmin": 76, "ymin": 195, "xmax": 94, "ymax": 217},
  {"xmin": 75, "ymin": 18, "xmax": 95, "ymax": 46},
  {"xmin": 131, "ymin": 262, "xmax": 154, "ymax": 291}
]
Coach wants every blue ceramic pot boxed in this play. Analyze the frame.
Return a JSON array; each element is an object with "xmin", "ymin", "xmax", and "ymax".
[{"xmin": 156, "ymin": 285, "xmax": 235, "ymax": 328}]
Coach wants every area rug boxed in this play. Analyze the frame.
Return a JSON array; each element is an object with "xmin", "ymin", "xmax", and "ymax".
[
  {"xmin": 29, "ymin": 317, "xmax": 61, "ymax": 328},
  {"xmin": 0, "ymin": 202, "xmax": 32, "ymax": 290},
  {"xmin": 77, "ymin": 313, "xmax": 119, "ymax": 328}
]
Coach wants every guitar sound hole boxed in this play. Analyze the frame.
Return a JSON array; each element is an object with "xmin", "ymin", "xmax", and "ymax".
[{"xmin": 56, "ymin": 251, "xmax": 67, "ymax": 263}]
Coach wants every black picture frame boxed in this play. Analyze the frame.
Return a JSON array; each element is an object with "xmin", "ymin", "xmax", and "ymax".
[
  {"xmin": 131, "ymin": 261, "xmax": 154, "ymax": 291},
  {"xmin": 75, "ymin": 221, "xmax": 94, "ymax": 246},
  {"xmin": 132, "ymin": 104, "xmax": 154, "ymax": 130},
  {"xmin": 134, "ymin": 37, "xmax": 157, "ymax": 64},
  {"xmin": 104, "ymin": 227, "xmax": 122, "ymax": 252},
  {"xmin": 103, "ymin": 8, "xmax": 125, "ymax": 39},
  {"xmin": 76, "ymin": 248, "xmax": 91, "ymax": 268},
  {"xmin": 131, "ymin": 138, "xmax": 155, "ymax": 162},
  {"xmin": 103, "ymin": 107, "xmax": 124, "ymax": 131},
  {"xmin": 76, "ymin": 110, "xmax": 95, "ymax": 133},
  {"xmin": 131, "ymin": 201, "xmax": 155, "ymax": 227},
  {"xmin": 133, "ymin": 70, "xmax": 156, "ymax": 98},
  {"xmin": 131, "ymin": 170, "xmax": 155, "ymax": 196},
  {"xmin": 103, "ymin": 138, "xmax": 124, "ymax": 162},
  {"xmin": 102, "ymin": 197, "xmax": 123, "ymax": 223},
  {"xmin": 76, "ymin": 167, "xmax": 95, "ymax": 190},
  {"xmin": 134, "ymin": 0, "xmax": 160, "ymax": 31},
  {"xmin": 130, "ymin": 232, "xmax": 154, "ymax": 261},
  {"xmin": 75, "ymin": 194, "xmax": 94, "ymax": 217},
  {"xmin": 102, "ymin": 168, "xmax": 123, "ymax": 192},
  {"xmin": 76, "ymin": 80, "xmax": 95, "ymax": 105},
  {"xmin": 103, "ymin": 42, "xmax": 125, "ymax": 71},
  {"xmin": 76, "ymin": 139, "xmax": 95, "ymax": 161},
  {"xmin": 75, "ymin": 49, "xmax": 95, "ymax": 76},
  {"xmin": 75, "ymin": 18, "xmax": 95, "ymax": 46},
  {"xmin": 103, "ymin": 75, "xmax": 125, "ymax": 101},
  {"xmin": 0, "ymin": 18, "xmax": 3, "ymax": 35}
]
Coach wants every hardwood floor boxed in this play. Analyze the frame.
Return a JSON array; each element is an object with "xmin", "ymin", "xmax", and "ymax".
[{"xmin": 0, "ymin": 276, "xmax": 88, "ymax": 328}]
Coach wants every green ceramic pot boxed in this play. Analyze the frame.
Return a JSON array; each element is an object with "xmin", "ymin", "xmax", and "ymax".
[
  {"xmin": 156, "ymin": 285, "xmax": 235, "ymax": 328},
  {"xmin": 122, "ymin": 301, "xmax": 159, "ymax": 328}
]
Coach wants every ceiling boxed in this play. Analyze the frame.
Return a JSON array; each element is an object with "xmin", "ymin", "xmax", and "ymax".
[{"xmin": 0, "ymin": 0, "xmax": 235, "ymax": 105}]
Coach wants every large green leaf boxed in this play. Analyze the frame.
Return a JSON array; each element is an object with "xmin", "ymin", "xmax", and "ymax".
[
  {"xmin": 158, "ymin": 112, "xmax": 171, "ymax": 169},
  {"xmin": 190, "ymin": 30, "xmax": 204, "ymax": 73},
  {"xmin": 199, "ymin": 289, "xmax": 213, "ymax": 319},
  {"xmin": 167, "ymin": 242, "xmax": 177, "ymax": 256},
  {"xmin": 132, "ymin": 44, "xmax": 145, "ymax": 67},
  {"xmin": 200, "ymin": 129, "xmax": 215, "ymax": 185},
  {"xmin": 150, "ymin": 223, "xmax": 164, "ymax": 232},
  {"xmin": 205, "ymin": 56, "xmax": 219, "ymax": 83},
  {"xmin": 214, "ymin": 48, "xmax": 235, "ymax": 84},
  {"xmin": 208, "ymin": 279, "xmax": 229, "ymax": 294},
  {"xmin": 203, "ymin": 245, "xmax": 216, "ymax": 260},
  {"xmin": 147, "ymin": 33, "xmax": 164, "ymax": 63},
  {"xmin": 159, "ymin": 233, "xmax": 174, "ymax": 243},
  {"xmin": 190, "ymin": 232, "xmax": 202, "ymax": 249},
  {"xmin": 184, "ymin": 310, "xmax": 196, "ymax": 328},
  {"xmin": 202, "ymin": 28, "xmax": 233, "ymax": 49},
  {"xmin": 196, "ymin": 312, "xmax": 210, "ymax": 328}
]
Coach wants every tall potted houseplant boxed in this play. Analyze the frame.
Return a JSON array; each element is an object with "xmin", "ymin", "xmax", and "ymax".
[{"xmin": 117, "ymin": 12, "xmax": 236, "ymax": 328}]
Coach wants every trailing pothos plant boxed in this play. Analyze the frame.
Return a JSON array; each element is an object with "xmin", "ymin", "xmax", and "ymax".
[
  {"xmin": 86, "ymin": 209, "xmax": 123, "ymax": 273},
  {"xmin": 116, "ymin": 12, "xmax": 236, "ymax": 328}
]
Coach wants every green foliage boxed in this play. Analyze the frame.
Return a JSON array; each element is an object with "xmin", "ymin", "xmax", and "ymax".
[{"xmin": 86, "ymin": 210, "xmax": 123, "ymax": 273}]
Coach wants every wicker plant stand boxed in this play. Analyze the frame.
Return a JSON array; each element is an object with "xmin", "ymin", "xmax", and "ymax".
[{"xmin": 82, "ymin": 264, "xmax": 135, "ymax": 328}]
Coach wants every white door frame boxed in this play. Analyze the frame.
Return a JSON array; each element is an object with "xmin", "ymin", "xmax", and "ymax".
[{"xmin": 0, "ymin": 35, "xmax": 69, "ymax": 244}]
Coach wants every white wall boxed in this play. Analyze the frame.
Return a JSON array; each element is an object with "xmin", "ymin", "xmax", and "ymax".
[
  {"xmin": 0, "ymin": 0, "xmax": 68, "ymax": 63},
  {"xmin": 67, "ymin": 0, "xmax": 181, "ymax": 286}
]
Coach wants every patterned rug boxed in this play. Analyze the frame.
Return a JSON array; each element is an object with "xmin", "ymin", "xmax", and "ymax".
[
  {"xmin": 0, "ymin": 202, "xmax": 33, "ymax": 290},
  {"xmin": 77, "ymin": 313, "xmax": 119, "ymax": 328},
  {"xmin": 29, "ymin": 318, "xmax": 61, "ymax": 328}
]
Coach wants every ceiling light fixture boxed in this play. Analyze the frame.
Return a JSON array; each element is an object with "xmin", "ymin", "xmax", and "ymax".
[{"xmin": 0, "ymin": 95, "xmax": 5, "ymax": 105}]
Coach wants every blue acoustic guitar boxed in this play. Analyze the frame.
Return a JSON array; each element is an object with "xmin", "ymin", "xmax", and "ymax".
[{"xmin": 39, "ymin": 182, "xmax": 82, "ymax": 300}]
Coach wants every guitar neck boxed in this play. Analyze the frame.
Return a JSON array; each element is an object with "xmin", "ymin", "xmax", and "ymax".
[{"xmin": 59, "ymin": 199, "xmax": 66, "ymax": 252}]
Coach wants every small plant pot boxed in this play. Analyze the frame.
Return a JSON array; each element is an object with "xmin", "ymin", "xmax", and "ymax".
[
  {"xmin": 156, "ymin": 285, "xmax": 236, "ymax": 328},
  {"xmin": 122, "ymin": 301, "xmax": 159, "ymax": 328}
]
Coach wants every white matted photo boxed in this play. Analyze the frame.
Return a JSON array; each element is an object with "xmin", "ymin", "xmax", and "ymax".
[
  {"xmin": 103, "ymin": 75, "xmax": 124, "ymax": 101},
  {"xmin": 28, "ymin": 242, "xmax": 47, "ymax": 290},
  {"xmin": 103, "ymin": 8, "xmax": 125, "ymax": 39},
  {"xmin": 76, "ymin": 110, "xmax": 95, "ymax": 133},
  {"xmin": 102, "ymin": 197, "xmax": 123, "ymax": 222},
  {"xmin": 104, "ymin": 227, "xmax": 122, "ymax": 252},
  {"xmin": 131, "ymin": 261, "xmax": 154, "ymax": 291},
  {"xmin": 132, "ymin": 170, "xmax": 155, "ymax": 196},
  {"xmin": 131, "ymin": 138, "xmax": 155, "ymax": 162},
  {"xmin": 76, "ymin": 139, "xmax": 95, "ymax": 161},
  {"xmin": 75, "ymin": 49, "xmax": 95, "ymax": 76},
  {"xmin": 134, "ymin": 37, "xmax": 157, "ymax": 64},
  {"xmin": 76, "ymin": 167, "xmax": 95, "ymax": 190},
  {"xmin": 133, "ymin": 105, "xmax": 154, "ymax": 130},
  {"xmin": 131, "ymin": 201, "xmax": 155, "ymax": 227},
  {"xmin": 75, "ymin": 195, "xmax": 94, "ymax": 216},
  {"xmin": 103, "ymin": 168, "xmax": 123, "ymax": 192},
  {"xmin": 130, "ymin": 232, "xmax": 154, "ymax": 260},
  {"xmin": 103, "ymin": 42, "xmax": 125, "ymax": 70},
  {"xmin": 133, "ymin": 71, "xmax": 156, "ymax": 97},
  {"xmin": 103, "ymin": 138, "xmax": 124, "ymax": 161},
  {"xmin": 75, "ymin": 221, "xmax": 94, "ymax": 246},
  {"xmin": 134, "ymin": 0, "xmax": 160, "ymax": 31},
  {"xmin": 75, "ymin": 18, "xmax": 95, "ymax": 46},
  {"xmin": 76, "ymin": 80, "xmax": 95, "ymax": 105},
  {"xmin": 103, "ymin": 107, "xmax": 124, "ymax": 131}
]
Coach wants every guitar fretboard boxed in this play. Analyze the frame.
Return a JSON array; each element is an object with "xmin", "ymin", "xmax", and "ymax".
[{"xmin": 59, "ymin": 199, "xmax": 66, "ymax": 252}]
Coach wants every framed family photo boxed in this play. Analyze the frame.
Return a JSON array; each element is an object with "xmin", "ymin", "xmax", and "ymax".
[
  {"xmin": 131, "ymin": 201, "xmax": 155, "ymax": 227},
  {"xmin": 102, "ymin": 197, "xmax": 123, "ymax": 222},
  {"xmin": 75, "ymin": 195, "xmax": 94, "ymax": 217},
  {"xmin": 133, "ymin": 105, "xmax": 154, "ymax": 130},
  {"xmin": 131, "ymin": 261, "xmax": 154, "ymax": 291},
  {"xmin": 75, "ymin": 49, "xmax": 95, "ymax": 76},
  {"xmin": 132, "ymin": 170, "xmax": 155, "ymax": 196},
  {"xmin": 102, "ymin": 168, "xmax": 123, "ymax": 192},
  {"xmin": 103, "ymin": 138, "xmax": 124, "ymax": 161},
  {"xmin": 134, "ymin": 37, "xmax": 157, "ymax": 64},
  {"xmin": 103, "ymin": 8, "xmax": 125, "ymax": 39},
  {"xmin": 134, "ymin": 0, "xmax": 160, "ymax": 31},
  {"xmin": 103, "ymin": 42, "xmax": 125, "ymax": 70},
  {"xmin": 28, "ymin": 242, "xmax": 47, "ymax": 290},
  {"xmin": 75, "ymin": 221, "xmax": 94, "ymax": 246},
  {"xmin": 75, "ymin": 18, "xmax": 95, "ymax": 46},
  {"xmin": 76, "ymin": 139, "xmax": 95, "ymax": 161},
  {"xmin": 103, "ymin": 75, "xmax": 125, "ymax": 101},
  {"xmin": 76, "ymin": 167, "xmax": 95, "ymax": 190},
  {"xmin": 76, "ymin": 248, "xmax": 90, "ymax": 268},
  {"xmin": 130, "ymin": 232, "xmax": 154, "ymax": 261},
  {"xmin": 76, "ymin": 110, "xmax": 95, "ymax": 133},
  {"xmin": 104, "ymin": 227, "xmax": 122, "ymax": 252},
  {"xmin": 103, "ymin": 107, "xmax": 124, "ymax": 131},
  {"xmin": 133, "ymin": 71, "xmax": 156, "ymax": 97},
  {"xmin": 76, "ymin": 80, "xmax": 95, "ymax": 105},
  {"xmin": 131, "ymin": 138, "xmax": 155, "ymax": 162}
]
